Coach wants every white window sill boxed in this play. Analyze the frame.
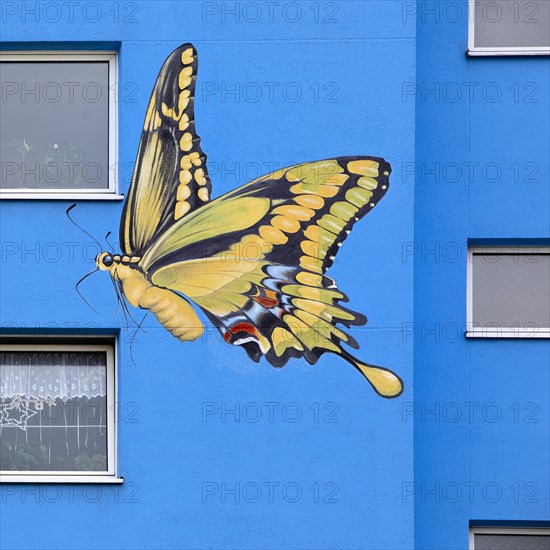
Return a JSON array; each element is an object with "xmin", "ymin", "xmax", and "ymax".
[
  {"xmin": 0, "ymin": 475, "xmax": 124, "ymax": 484},
  {"xmin": 467, "ymin": 330, "xmax": 550, "ymax": 339},
  {"xmin": 467, "ymin": 49, "xmax": 550, "ymax": 57},
  {"xmin": 0, "ymin": 193, "xmax": 125, "ymax": 201}
]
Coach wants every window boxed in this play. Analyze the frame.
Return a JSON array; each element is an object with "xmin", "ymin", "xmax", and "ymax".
[
  {"xmin": 468, "ymin": 0, "xmax": 550, "ymax": 56},
  {"xmin": 0, "ymin": 51, "xmax": 120, "ymax": 199},
  {"xmin": 467, "ymin": 246, "xmax": 550, "ymax": 337},
  {"xmin": 0, "ymin": 343, "xmax": 120, "ymax": 483},
  {"xmin": 470, "ymin": 527, "xmax": 550, "ymax": 549}
]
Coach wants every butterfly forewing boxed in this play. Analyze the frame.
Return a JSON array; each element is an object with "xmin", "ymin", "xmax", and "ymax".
[
  {"xmin": 142, "ymin": 156, "xmax": 390, "ymax": 368},
  {"xmin": 120, "ymin": 43, "xmax": 212, "ymax": 257},
  {"xmin": 141, "ymin": 156, "xmax": 390, "ymax": 273}
]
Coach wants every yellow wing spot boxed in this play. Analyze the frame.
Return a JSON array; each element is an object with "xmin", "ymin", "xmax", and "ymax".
[
  {"xmin": 300, "ymin": 239, "xmax": 320, "ymax": 258},
  {"xmin": 324, "ymin": 173, "xmax": 348, "ymax": 186},
  {"xmin": 295, "ymin": 271, "xmax": 324, "ymax": 287},
  {"xmin": 271, "ymin": 215, "xmax": 301, "ymax": 234},
  {"xmin": 347, "ymin": 159, "xmax": 380, "ymax": 177},
  {"xmin": 179, "ymin": 76, "xmax": 192, "ymax": 91},
  {"xmin": 198, "ymin": 188, "xmax": 209, "ymax": 202},
  {"xmin": 162, "ymin": 86, "xmax": 191, "ymax": 121},
  {"xmin": 290, "ymin": 183, "xmax": 339, "ymax": 198},
  {"xmin": 316, "ymin": 160, "xmax": 344, "ymax": 184},
  {"xmin": 304, "ymin": 225, "xmax": 335, "ymax": 251},
  {"xmin": 272, "ymin": 205, "xmax": 315, "ymax": 221},
  {"xmin": 289, "ymin": 160, "xmax": 343, "ymax": 185},
  {"xmin": 194, "ymin": 168, "xmax": 207, "ymax": 185},
  {"xmin": 178, "ymin": 66, "xmax": 193, "ymax": 90},
  {"xmin": 178, "ymin": 113, "xmax": 190, "ymax": 131},
  {"xmin": 299, "ymin": 255, "xmax": 323, "ymax": 273},
  {"xmin": 259, "ymin": 225, "xmax": 288, "ymax": 245},
  {"xmin": 180, "ymin": 132, "xmax": 193, "ymax": 152},
  {"xmin": 180, "ymin": 155, "xmax": 192, "ymax": 170},
  {"xmin": 330, "ymin": 201, "xmax": 358, "ymax": 221},
  {"xmin": 175, "ymin": 201, "xmax": 191, "ymax": 220},
  {"xmin": 282, "ymin": 284, "xmax": 343, "ymax": 302},
  {"xmin": 283, "ymin": 313, "xmax": 340, "ymax": 352},
  {"xmin": 177, "ymin": 184, "xmax": 192, "ymax": 201},
  {"xmin": 181, "ymin": 48, "xmax": 195, "ymax": 65},
  {"xmin": 189, "ymin": 152, "xmax": 202, "ymax": 166},
  {"xmin": 318, "ymin": 214, "xmax": 347, "ymax": 235},
  {"xmin": 172, "ymin": 90, "xmax": 190, "ymax": 120},
  {"xmin": 293, "ymin": 298, "xmax": 355, "ymax": 322},
  {"xmin": 295, "ymin": 194, "xmax": 325, "ymax": 210},
  {"xmin": 272, "ymin": 327, "xmax": 304, "ymax": 357},
  {"xmin": 161, "ymin": 102, "xmax": 173, "ymax": 118},
  {"xmin": 383, "ymin": 171, "xmax": 390, "ymax": 176},
  {"xmin": 293, "ymin": 298, "xmax": 329, "ymax": 318},
  {"xmin": 357, "ymin": 176, "xmax": 379, "ymax": 191},
  {"xmin": 285, "ymin": 169, "xmax": 302, "ymax": 183},
  {"xmin": 295, "ymin": 309, "xmax": 348, "ymax": 342},
  {"xmin": 179, "ymin": 170, "xmax": 192, "ymax": 186},
  {"xmin": 345, "ymin": 187, "xmax": 373, "ymax": 208}
]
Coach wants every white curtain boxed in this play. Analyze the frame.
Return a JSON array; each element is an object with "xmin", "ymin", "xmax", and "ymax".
[{"xmin": 0, "ymin": 352, "xmax": 106, "ymax": 400}]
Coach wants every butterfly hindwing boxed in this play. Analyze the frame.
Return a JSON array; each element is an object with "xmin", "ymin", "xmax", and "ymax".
[
  {"xmin": 120, "ymin": 43, "xmax": 211, "ymax": 257},
  {"xmin": 142, "ymin": 156, "xmax": 390, "ymax": 368}
]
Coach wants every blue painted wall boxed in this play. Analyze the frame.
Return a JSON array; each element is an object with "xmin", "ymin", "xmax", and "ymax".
[
  {"xmin": 2, "ymin": 1, "xmax": 549, "ymax": 548},
  {"xmin": 414, "ymin": 1, "xmax": 550, "ymax": 549},
  {"xmin": 0, "ymin": 1, "xmax": 415, "ymax": 549}
]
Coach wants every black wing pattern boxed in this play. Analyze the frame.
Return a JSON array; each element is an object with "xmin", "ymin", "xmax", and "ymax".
[{"xmin": 120, "ymin": 43, "xmax": 211, "ymax": 257}]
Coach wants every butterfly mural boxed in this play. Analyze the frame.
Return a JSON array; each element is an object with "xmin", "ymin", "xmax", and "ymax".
[{"xmin": 93, "ymin": 43, "xmax": 403, "ymax": 398}]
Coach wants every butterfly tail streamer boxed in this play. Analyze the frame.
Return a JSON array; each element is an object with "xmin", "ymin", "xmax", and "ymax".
[{"xmin": 339, "ymin": 349, "xmax": 403, "ymax": 398}]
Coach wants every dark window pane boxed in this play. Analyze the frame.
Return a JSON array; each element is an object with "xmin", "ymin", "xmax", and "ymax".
[
  {"xmin": 0, "ymin": 61, "xmax": 109, "ymax": 190},
  {"xmin": 472, "ymin": 253, "xmax": 550, "ymax": 330},
  {"xmin": 0, "ymin": 351, "xmax": 108, "ymax": 472},
  {"xmin": 475, "ymin": 533, "xmax": 550, "ymax": 550},
  {"xmin": 474, "ymin": 1, "xmax": 550, "ymax": 49}
]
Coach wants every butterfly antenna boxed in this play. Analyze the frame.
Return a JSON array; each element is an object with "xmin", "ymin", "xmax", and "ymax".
[
  {"xmin": 116, "ymin": 285, "xmax": 145, "ymax": 330},
  {"xmin": 123, "ymin": 300, "xmax": 144, "ymax": 332},
  {"xmin": 109, "ymin": 277, "xmax": 122, "ymax": 317},
  {"xmin": 130, "ymin": 312, "xmax": 149, "ymax": 368},
  {"xmin": 66, "ymin": 204, "xmax": 102, "ymax": 249},
  {"xmin": 75, "ymin": 268, "xmax": 99, "ymax": 313},
  {"xmin": 105, "ymin": 231, "xmax": 115, "ymax": 253},
  {"xmin": 111, "ymin": 278, "xmax": 130, "ymax": 329},
  {"xmin": 110, "ymin": 278, "xmax": 146, "ymax": 333}
]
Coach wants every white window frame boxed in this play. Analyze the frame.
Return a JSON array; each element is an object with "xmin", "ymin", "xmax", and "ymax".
[
  {"xmin": 467, "ymin": 246, "xmax": 550, "ymax": 338},
  {"xmin": 468, "ymin": 0, "xmax": 550, "ymax": 56},
  {"xmin": 469, "ymin": 526, "xmax": 550, "ymax": 549},
  {"xmin": 0, "ymin": 343, "xmax": 122, "ymax": 483},
  {"xmin": 0, "ymin": 51, "xmax": 123, "ymax": 200}
]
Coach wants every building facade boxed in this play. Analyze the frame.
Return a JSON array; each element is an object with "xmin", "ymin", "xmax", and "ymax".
[{"xmin": 0, "ymin": 1, "xmax": 548, "ymax": 548}]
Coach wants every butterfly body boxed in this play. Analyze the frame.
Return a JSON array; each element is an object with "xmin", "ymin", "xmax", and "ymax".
[
  {"xmin": 96, "ymin": 252, "xmax": 203, "ymax": 341},
  {"xmin": 97, "ymin": 43, "xmax": 404, "ymax": 398}
]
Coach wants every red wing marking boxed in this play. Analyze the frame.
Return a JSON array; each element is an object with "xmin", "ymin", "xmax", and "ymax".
[{"xmin": 224, "ymin": 322, "xmax": 260, "ymax": 343}]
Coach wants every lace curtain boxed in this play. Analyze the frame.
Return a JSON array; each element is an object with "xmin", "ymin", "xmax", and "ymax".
[{"xmin": 0, "ymin": 352, "xmax": 107, "ymax": 400}]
